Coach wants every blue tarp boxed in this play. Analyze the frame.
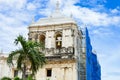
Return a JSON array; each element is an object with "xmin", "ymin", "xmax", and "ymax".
[{"xmin": 85, "ymin": 28, "xmax": 101, "ymax": 80}]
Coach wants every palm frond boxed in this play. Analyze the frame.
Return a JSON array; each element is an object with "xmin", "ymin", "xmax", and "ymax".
[
  {"xmin": 14, "ymin": 35, "xmax": 26, "ymax": 45},
  {"xmin": 16, "ymin": 50, "xmax": 25, "ymax": 70},
  {"xmin": 7, "ymin": 35, "xmax": 46, "ymax": 79},
  {"xmin": 28, "ymin": 48, "xmax": 46, "ymax": 75},
  {"xmin": 7, "ymin": 49, "xmax": 22, "ymax": 66},
  {"xmin": 14, "ymin": 35, "xmax": 28, "ymax": 54}
]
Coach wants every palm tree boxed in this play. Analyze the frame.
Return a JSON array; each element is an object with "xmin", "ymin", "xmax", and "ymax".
[{"xmin": 7, "ymin": 35, "xmax": 46, "ymax": 80}]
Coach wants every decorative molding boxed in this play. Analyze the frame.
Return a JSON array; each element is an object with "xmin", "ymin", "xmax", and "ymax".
[{"xmin": 42, "ymin": 47, "xmax": 74, "ymax": 56}]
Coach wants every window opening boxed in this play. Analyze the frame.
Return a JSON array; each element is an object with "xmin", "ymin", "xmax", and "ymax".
[
  {"xmin": 56, "ymin": 34, "xmax": 62, "ymax": 49},
  {"xmin": 46, "ymin": 69, "xmax": 52, "ymax": 77}
]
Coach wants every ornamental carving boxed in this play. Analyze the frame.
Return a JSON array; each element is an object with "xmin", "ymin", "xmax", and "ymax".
[{"xmin": 42, "ymin": 47, "xmax": 74, "ymax": 55}]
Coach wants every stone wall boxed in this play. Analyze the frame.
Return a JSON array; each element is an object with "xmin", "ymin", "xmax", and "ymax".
[{"xmin": 35, "ymin": 59, "xmax": 77, "ymax": 80}]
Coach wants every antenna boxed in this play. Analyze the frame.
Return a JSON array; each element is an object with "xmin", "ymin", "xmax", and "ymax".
[
  {"xmin": 56, "ymin": 1, "xmax": 59, "ymax": 9},
  {"xmin": 0, "ymin": 49, "xmax": 3, "ymax": 54},
  {"xmin": 55, "ymin": 0, "xmax": 60, "ymax": 12},
  {"xmin": 31, "ymin": 17, "xmax": 35, "ymax": 23},
  {"xmin": 70, "ymin": 13, "xmax": 73, "ymax": 18}
]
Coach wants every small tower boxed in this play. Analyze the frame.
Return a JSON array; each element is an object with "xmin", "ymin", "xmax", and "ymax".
[{"xmin": 28, "ymin": 1, "xmax": 86, "ymax": 80}]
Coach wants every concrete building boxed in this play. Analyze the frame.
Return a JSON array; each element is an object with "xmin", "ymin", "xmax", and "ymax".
[
  {"xmin": 0, "ymin": 53, "xmax": 22, "ymax": 79},
  {"xmin": 27, "ymin": 2, "xmax": 86, "ymax": 80},
  {"xmin": 0, "ymin": 53, "xmax": 11, "ymax": 78},
  {"xmin": 0, "ymin": 2, "xmax": 101, "ymax": 80}
]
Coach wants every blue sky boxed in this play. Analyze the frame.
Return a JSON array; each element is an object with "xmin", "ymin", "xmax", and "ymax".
[{"xmin": 0, "ymin": 0, "xmax": 120, "ymax": 80}]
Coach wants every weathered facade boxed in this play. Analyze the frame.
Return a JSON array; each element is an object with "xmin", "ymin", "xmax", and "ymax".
[
  {"xmin": 0, "ymin": 2, "xmax": 101, "ymax": 80},
  {"xmin": 28, "ymin": 3, "xmax": 86, "ymax": 80},
  {"xmin": 0, "ymin": 4, "xmax": 86, "ymax": 80},
  {"xmin": 0, "ymin": 54, "xmax": 11, "ymax": 78},
  {"xmin": 0, "ymin": 53, "xmax": 22, "ymax": 79},
  {"xmin": 28, "ymin": 9, "xmax": 83, "ymax": 80}
]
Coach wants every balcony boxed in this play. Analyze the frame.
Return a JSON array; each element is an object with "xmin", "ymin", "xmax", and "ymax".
[{"xmin": 41, "ymin": 47, "xmax": 74, "ymax": 59}]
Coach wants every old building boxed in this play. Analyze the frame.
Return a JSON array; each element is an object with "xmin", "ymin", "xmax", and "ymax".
[
  {"xmin": 0, "ymin": 53, "xmax": 22, "ymax": 79},
  {"xmin": 0, "ymin": 53, "xmax": 11, "ymax": 78},
  {"xmin": 28, "ymin": 2, "xmax": 86, "ymax": 80},
  {"xmin": 0, "ymin": 2, "xmax": 101, "ymax": 80}
]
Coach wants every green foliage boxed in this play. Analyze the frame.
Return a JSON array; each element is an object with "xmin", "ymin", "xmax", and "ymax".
[
  {"xmin": 1, "ymin": 77, "xmax": 11, "ymax": 80},
  {"xmin": 7, "ymin": 35, "xmax": 46, "ymax": 79},
  {"xmin": 14, "ymin": 76, "xmax": 21, "ymax": 80},
  {"xmin": 27, "ymin": 75, "xmax": 33, "ymax": 80}
]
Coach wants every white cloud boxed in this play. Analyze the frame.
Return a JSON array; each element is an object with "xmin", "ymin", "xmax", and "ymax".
[
  {"xmin": 91, "ymin": 27, "xmax": 114, "ymax": 38},
  {"xmin": 40, "ymin": 0, "xmax": 120, "ymax": 27},
  {"xmin": 62, "ymin": 4, "xmax": 120, "ymax": 27},
  {"xmin": 0, "ymin": 0, "xmax": 27, "ymax": 10},
  {"xmin": 111, "ymin": 8, "xmax": 120, "ymax": 14},
  {"xmin": 0, "ymin": 0, "xmax": 31, "ymax": 53},
  {"xmin": 27, "ymin": 3, "xmax": 37, "ymax": 10},
  {"xmin": 0, "ymin": 0, "xmax": 49, "ymax": 53}
]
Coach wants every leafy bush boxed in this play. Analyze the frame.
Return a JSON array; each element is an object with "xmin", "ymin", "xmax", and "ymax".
[
  {"xmin": 1, "ymin": 77, "xmax": 11, "ymax": 80},
  {"xmin": 14, "ymin": 76, "xmax": 21, "ymax": 80},
  {"xmin": 27, "ymin": 75, "xmax": 33, "ymax": 80}
]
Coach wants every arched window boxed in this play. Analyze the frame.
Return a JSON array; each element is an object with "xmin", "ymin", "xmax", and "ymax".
[
  {"xmin": 56, "ymin": 33, "xmax": 62, "ymax": 49},
  {"xmin": 39, "ymin": 35, "xmax": 45, "ymax": 46}
]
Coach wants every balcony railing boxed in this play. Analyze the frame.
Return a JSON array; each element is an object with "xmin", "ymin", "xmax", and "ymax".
[{"xmin": 40, "ymin": 47, "xmax": 74, "ymax": 57}]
